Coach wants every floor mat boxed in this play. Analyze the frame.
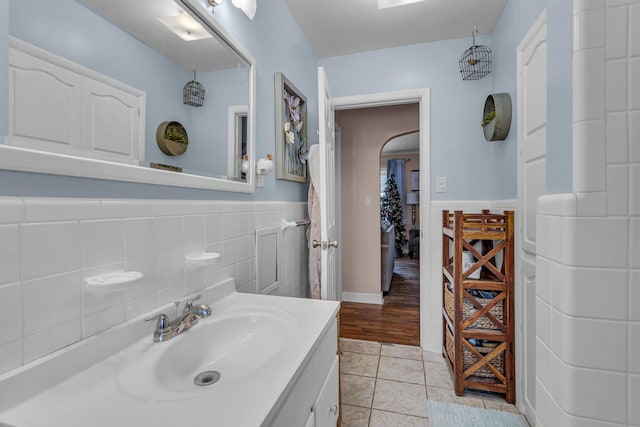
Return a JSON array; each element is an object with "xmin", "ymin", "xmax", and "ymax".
[{"xmin": 427, "ymin": 400, "xmax": 529, "ymax": 427}]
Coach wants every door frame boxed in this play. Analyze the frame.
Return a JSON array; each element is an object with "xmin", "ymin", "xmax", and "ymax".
[{"xmin": 334, "ymin": 88, "xmax": 432, "ymax": 350}]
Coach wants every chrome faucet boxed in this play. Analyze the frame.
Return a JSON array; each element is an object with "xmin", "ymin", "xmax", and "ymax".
[{"xmin": 145, "ymin": 295, "xmax": 212, "ymax": 342}]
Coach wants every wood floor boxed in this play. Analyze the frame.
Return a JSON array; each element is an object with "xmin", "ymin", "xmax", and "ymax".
[{"xmin": 339, "ymin": 256, "xmax": 420, "ymax": 346}]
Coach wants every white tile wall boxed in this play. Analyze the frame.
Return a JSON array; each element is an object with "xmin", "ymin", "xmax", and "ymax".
[
  {"xmin": 535, "ymin": 2, "xmax": 639, "ymax": 424},
  {"xmin": 80, "ymin": 220, "xmax": 124, "ymax": 268},
  {"xmin": 0, "ymin": 284, "xmax": 21, "ymax": 346},
  {"xmin": 21, "ymin": 222, "xmax": 80, "ymax": 281},
  {"xmin": 606, "ymin": 6, "xmax": 629, "ymax": 58},
  {"xmin": 0, "ymin": 198, "xmax": 309, "ymax": 376},
  {"xmin": 573, "ymin": 119, "xmax": 606, "ymax": 192},
  {"xmin": 606, "ymin": 59, "xmax": 628, "ymax": 111},
  {"xmin": 631, "ymin": 111, "xmax": 640, "ymax": 162},
  {"xmin": 631, "ymin": 164, "xmax": 640, "ymax": 215},
  {"xmin": 630, "ymin": 376, "xmax": 640, "ymax": 427},
  {"xmin": 606, "ymin": 112, "xmax": 628, "ymax": 163},
  {"xmin": 0, "ymin": 226, "xmax": 20, "ymax": 285},
  {"xmin": 607, "ymin": 166, "xmax": 629, "ymax": 215},
  {"xmin": 572, "ymin": 48, "xmax": 605, "ymax": 122},
  {"xmin": 631, "ymin": 271, "xmax": 640, "ymax": 321}
]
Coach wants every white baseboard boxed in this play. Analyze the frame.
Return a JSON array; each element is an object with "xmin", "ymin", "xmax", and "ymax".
[{"xmin": 341, "ymin": 291, "xmax": 383, "ymax": 305}]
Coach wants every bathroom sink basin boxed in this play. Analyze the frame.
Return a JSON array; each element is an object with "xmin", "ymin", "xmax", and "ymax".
[{"xmin": 117, "ymin": 305, "xmax": 297, "ymax": 401}]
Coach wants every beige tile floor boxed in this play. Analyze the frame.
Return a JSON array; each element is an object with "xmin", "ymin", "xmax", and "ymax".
[{"xmin": 339, "ymin": 338, "xmax": 524, "ymax": 427}]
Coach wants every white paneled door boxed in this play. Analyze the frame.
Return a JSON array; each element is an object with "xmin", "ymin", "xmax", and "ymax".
[
  {"xmin": 517, "ymin": 10, "xmax": 547, "ymax": 422},
  {"xmin": 317, "ymin": 67, "xmax": 338, "ymax": 301}
]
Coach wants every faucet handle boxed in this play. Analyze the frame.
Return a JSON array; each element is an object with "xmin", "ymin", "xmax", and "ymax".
[
  {"xmin": 183, "ymin": 295, "xmax": 202, "ymax": 312},
  {"xmin": 183, "ymin": 295, "xmax": 212, "ymax": 318},
  {"xmin": 145, "ymin": 313, "xmax": 169, "ymax": 325},
  {"xmin": 145, "ymin": 313, "xmax": 172, "ymax": 342}
]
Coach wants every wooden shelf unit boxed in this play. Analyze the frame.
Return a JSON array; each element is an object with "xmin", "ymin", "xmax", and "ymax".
[{"xmin": 441, "ymin": 209, "xmax": 515, "ymax": 403}]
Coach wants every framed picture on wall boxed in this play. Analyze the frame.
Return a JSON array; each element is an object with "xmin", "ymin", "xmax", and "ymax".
[
  {"xmin": 274, "ymin": 72, "xmax": 307, "ymax": 183},
  {"xmin": 410, "ymin": 170, "xmax": 420, "ymax": 191}
]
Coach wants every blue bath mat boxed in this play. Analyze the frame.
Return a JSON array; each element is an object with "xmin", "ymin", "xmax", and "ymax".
[{"xmin": 427, "ymin": 400, "xmax": 529, "ymax": 427}]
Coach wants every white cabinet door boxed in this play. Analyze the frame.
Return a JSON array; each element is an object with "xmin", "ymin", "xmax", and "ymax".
[
  {"xmin": 9, "ymin": 48, "xmax": 83, "ymax": 155},
  {"xmin": 313, "ymin": 356, "xmax": 339, "ymax": 427},
  {"xmin": 8, "ymin": 39, "xmax": 145, "ymax": 165},
  {"xmin": 83, "ymin": 79, "xmax": 142, "ymax": 164}
]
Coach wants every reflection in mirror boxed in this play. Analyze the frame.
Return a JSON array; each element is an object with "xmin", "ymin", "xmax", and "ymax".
[
  {"xmin": 3, "ymin": 0, "xmax": 255, "ymax": 191},
  {"xmin": 227, "ymin": 105, "xmax": 248, "ymax": 181}
]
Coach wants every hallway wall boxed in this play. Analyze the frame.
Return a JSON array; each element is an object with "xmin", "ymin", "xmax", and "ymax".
[{"xmin": 337, "ymin": 104, "xmax": 419, "ymax": 300}]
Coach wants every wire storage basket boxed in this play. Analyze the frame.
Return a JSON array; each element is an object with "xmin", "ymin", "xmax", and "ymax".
[
  {"xmin": 183, "ymin": 69, "xmax": 205, "ymax": 107},
  {"xmin": 459, "ymin": 29, "xmax": 492, "ymax": 81}
]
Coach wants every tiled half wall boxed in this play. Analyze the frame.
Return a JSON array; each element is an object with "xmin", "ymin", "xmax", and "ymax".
[
  {"xmin": 0, "ymin": 198, "xmax": 309, "ymax": 376},
  {"xmin": 533, "ymin": 1, "xmax": 640, "ymax": 425}
]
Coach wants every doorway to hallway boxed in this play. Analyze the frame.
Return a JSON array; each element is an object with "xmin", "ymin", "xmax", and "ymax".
[
  {"xmin": 340, "ymin": 256, "xmax": 420, "ymax": 346},
  {"xmin": 329, "ymin": 87, "xmax": 431, "ymax": 349}
]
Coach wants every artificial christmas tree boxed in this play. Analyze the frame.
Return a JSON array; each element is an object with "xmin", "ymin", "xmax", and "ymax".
[{"xmin": 381, "ymin": 174, "xmax": 407, "ymax": 255}]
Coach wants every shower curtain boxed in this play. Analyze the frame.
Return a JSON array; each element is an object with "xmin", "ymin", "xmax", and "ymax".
[{"xmin": 307, "ymin": 145, "xmax": 321, "ymax": 299}]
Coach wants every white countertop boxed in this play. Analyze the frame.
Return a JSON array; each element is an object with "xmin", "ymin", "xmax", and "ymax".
[{"xmin": 0, "ymin": 281, "xmax": 340, "ymax": 427}]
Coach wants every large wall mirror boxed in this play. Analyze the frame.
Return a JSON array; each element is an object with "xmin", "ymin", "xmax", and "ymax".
[{"xmin": 2, "ymin": 0, "xmax": 255, "ymax": 193}]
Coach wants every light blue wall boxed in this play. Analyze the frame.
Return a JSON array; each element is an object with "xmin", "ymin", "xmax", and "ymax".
[
  {"xmin": 168, "ymin": 67, "xmax": 250, "ymax": 178},
  {"xmin": 0, "ymin": 0, "xmax": 573, "ymax": 200},
  {"xmin": 489, "ymin": 0, "xmax": 546, "ymax": 199},
  {"xmin": 546, "ymin": 1, "xmax": 573, "ymax": 194},
  {"xmin": 0, "ymin": 0, "xmax": 316, "ymax": 201},
  {"xmin": 491, "ymin": 0, "xmax": 573, "ymax": 197},
  {"xmin": 211, "ymin": 0, "xmax": 319, "ymax": 200},
  {"xmin": 320, "ymin": 37, "xmax": 495, "ymax": 200},
  {"xmin": 323, "ymin": 0, "xmax": 573, "ymax": 200}
]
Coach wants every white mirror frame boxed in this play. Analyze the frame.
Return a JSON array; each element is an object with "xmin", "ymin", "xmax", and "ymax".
[{"xmin": 0, "ymin": 0, "xmax": 256, "ymax": 193}]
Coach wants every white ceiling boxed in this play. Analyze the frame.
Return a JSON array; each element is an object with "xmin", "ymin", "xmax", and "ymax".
[
  {"xmin": 77, "ymin": 0, "xmax": 507, "ymax": 68},
  {"xmin": 282, "ymin": 0, "xmax": 507, "ymax": 58},
  {"xmin": 77, "ymin": 0, "xmax": 243, "ymax": 72}
]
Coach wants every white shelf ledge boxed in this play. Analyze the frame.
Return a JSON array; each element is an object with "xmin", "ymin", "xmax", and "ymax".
[
  {"xmin": 84, "ymin": 271, "xmax": 143, "ymax": 294},
  {"xmin": 185, "ymin": 252, "xmax": 221, "ymax": 267}
]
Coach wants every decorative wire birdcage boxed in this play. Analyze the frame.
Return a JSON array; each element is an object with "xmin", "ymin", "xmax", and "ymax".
[
  {"xmin": 459, "ymin": 28, "xmax": 492, "ymax": 81},
  {"xmin": 183, "ymin": 69, "xmax": 205, "ymax": 107}
]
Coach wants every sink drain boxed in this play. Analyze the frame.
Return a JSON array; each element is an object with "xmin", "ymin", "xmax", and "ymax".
[{"xmin": 194, "ymin": 370, "xmax": 221, "ymax": 386}]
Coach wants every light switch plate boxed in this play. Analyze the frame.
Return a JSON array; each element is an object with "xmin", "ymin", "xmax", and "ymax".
[
  {"xmin": 436, "ymin": 177, "xmax": 447, "ymax": 193},
  {"xmin": 364, "ymin": 196, "xmax": 372, "ymax": 207}
]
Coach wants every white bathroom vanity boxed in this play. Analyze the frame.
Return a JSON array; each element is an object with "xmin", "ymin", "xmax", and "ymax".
[{"xmin": 0, "ymin": 279, "xmax": 340, "ymax": 426}]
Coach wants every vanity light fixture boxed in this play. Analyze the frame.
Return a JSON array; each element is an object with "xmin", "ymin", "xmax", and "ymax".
[
  {"xmin": 157, "ymin": 12, "xmax": 212, "ymax": 41},
  {"xmin": 208, "ymin": 0, "xmax": 224, "ymax": 8},
  {"xmin": 231, "ymin": 0, "xmax": 257, "ymax": 20}
]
